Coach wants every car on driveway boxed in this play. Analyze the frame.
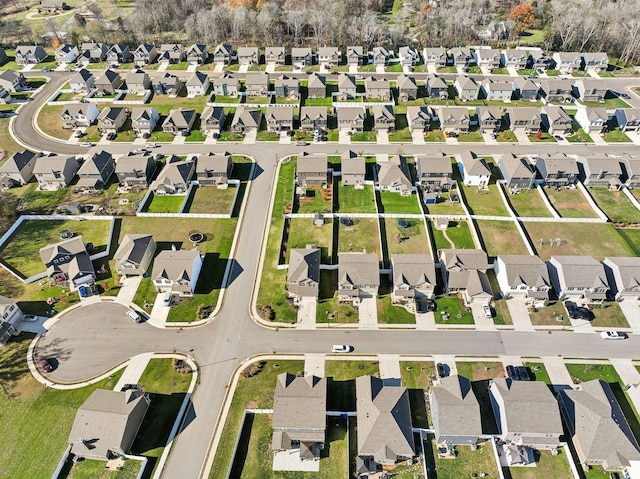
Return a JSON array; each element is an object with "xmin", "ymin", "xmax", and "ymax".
[
  {"xmin": 38, "ymin": 358, "xmax": 53, "ymax": 372},
  {"xmin": 437, "ymin": 363, "xmax": 449, "ymax": 379},
  {"xmin": 331, "ymin": 344, "xmax": 353, "ymax": 353},
  {"xmin": 565, "ymin": 301, "xmax": 590, "ymax": 320},
  {"xmin": 554, "ymin": 135, "xmax": 564, "ymax": 141},
  {"xmin": 482, "ymin": 304, "xmax": 492, "ymax": 318},
  {"xmin": 78, "ymin": 285, "xmax": 89, "ymax": 298},
  {"xmin": 600, "ymin": 331, "xmax": 628, "ymax": 340}
]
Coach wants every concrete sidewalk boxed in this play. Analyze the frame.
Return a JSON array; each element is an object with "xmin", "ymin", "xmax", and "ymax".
[
  {"xmin": 147, "ymin": 293, "xmax": 170, "ymax": 328},
  {"xmin": 113, "ymin": 352, "xmax": 154, "ymax": 391},
  {"xmin": 297, "ymin": 298, "xmax": 317, "ymax": 330}
]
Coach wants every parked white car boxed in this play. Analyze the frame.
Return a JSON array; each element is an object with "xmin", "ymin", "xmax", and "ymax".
[
  {"xmin": 600, "ymin": 331, "xmax": 627, "ymax": 340},
  {"xmin": 331, "ymin": 344, "xmax": 353, "ymax": 353}
]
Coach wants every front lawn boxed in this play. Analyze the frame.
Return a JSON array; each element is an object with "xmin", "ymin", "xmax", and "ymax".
[
  {"xmin": 529, "ymin": 300, "xmax": 570, "ymax": 326},
  {"xmin": 430, "ymin": 441, "xmax": 500, "ymax": 479},
  {"xmin": 337, "ymin": 217, "xmax": 381, "ymax": 258},
  {"xmin": 144, "ymin": 193, "xmax": 185, "ymax": 213},
  {"xmin": 325, "ymin": 360, "xmax": 380, "ymax": 412},
  {"xmin": 496, "ymin": 129, "xmax": 518, "ymax": 142},
  {"xmin": 287, "ymin": 217, "xmax": 334, "ymax": 264},
  {"xmin": 603, "ymin": 128, "xmax": 632, "ymax": 143},
  {"xmin": 589, "ymin": 302, "xmax": 630, "ymax": 328},
  {"xmin": 424, "ymin": 129, "xmax": 445, "ymax": 142},
  {"xmin": 401, "ymin": 361, "xmax": 436, "ymax": 389},
  {"xmin": 378, "ymin": 190, "xmax": 422, "ymax": 214},
  {"xmin": 457, "ymin": 131, "xmax": 484, "ymax": 142},
  {"xmin": 383, "ymin": 218, "xmax": 430, "ymax": 259},
  {"xmin": 335, "ymin": 184, "xmax": 376, "ymax": 213},
  {"xmin": 476, "ymin": 220, "xmax": 530, "ymax": 257},
  {"xmin": 350, "ymin": 131, "xmax": 377, "ymax": 142},
  {"xmin": 529, "ymin": 132, "xmax": 557, "ymax": 142},
  {"xmin": 316, "ymin": 270, "xmax": 359, "ymax": 324},
  {"xmin": 544, "ymin": 187, "xmax": 599, "ymax": 218},
  {"xmin": 38, "ymin": 104, "xmax": 71, "ymax": 140},
  {"xmin": 588, "ymin": 188, "xmax": 640, "ymax": 224},
  {"xmin": 523, "ymin": 362, "xmax": 552, "ymax": 384},
  {"xmin": 455, "ymin": 361, "xmax": 504, "ymax": 381},
  {"xmin": 377, "ymin": 291, "xmax": 416, "ymax": 325},
  {"xmin": 186, "ymin": 185, "xmax": 237, "ymax": 215},
  {"xmin": 505, "ymin": 187, "xmax": 554, "ymax": 217},
  {"xmin": 434, "ymin": 296, "xmax": 474, "ymax": 324}
]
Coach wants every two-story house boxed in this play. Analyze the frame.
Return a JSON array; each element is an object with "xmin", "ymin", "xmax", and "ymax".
[
  {"xmin": 151, "ymin": 155, "xmax": 195, "ymax": 195},
  {"xmin": 115, "ymin": 152, "xmax": 157, "ymax": 186},
  {"xmin": 34, "ymin": 155, "xmax": 80, "ymax": 189},
  {"xmin": 213, "ymin": 75, "xmax": 239, "ymax": 97},
  {"xmin": 476, "ymin": 106, "xmax": 503, "ymax": 133},
  {"xmin": 426, "ymin": 74, "xmax": 449, "ymax": 99},
  {"xmin": 450, "ymin": 47, "xmax": 473, "ymax": 67},
  {"xmin": 151, "ymin": 249, "xmax": 203, "ymax": 295},
  {"xmin": 185, "ymin": 71, "xmax": 210, "ymax": 97},
  {"xmin": 0, "ymin": 296, "xmax": 24, "ymax": 345},
  {"xmin": 480, "ymin": 79, "xmax": 513, "ymax": 101},
  {"xmin": 265, "ymin": 47, "xmax": 285, "ymax": 67},
  {"xmin": 61, "ymin": 103, "xmax": 100, "ymax": 129},
  {"xmin": 438, "ymin": 106, "xmax": 470, "ymax": 134},
  {"xmin": 186, "ymin": 44, "xmax": 208, "ymax": 66},
  {"xmin": 539, "ymin": 79, "xmax": 573, "ymax": 103},
  {"xmin": 416, "ymin": 153, "xmax": 453, "ymax": 193},
  {"xmin": 578, "ymin": 154, "xmax": 622, "ymax": 189},
  {"xmin": 372, "ymin": 104, "xmax": 395, "ymax": 132},
  {"xmin": 244, "ymin": 72, "xmax": 270, "ymax": 97},
  {"xmin": 552, "ymin": 51, "xmax": 582, "ymax": 72},
  {"xmin": 200, "ymin": 107, "xmax": 225, "ymax": 137},
  {"xmin": 430, "ymin": 375, "xmax": 482, "ymax": 447},
  {"xmin": 291, "ymin": 47, "xmax": 312, "ymax": 70},
  {"xmin": 79, "ymin": 42, "xmax": 108, "ymax": 65},
  {"xmin": 0, "ymin": 150, "xmax": 40, "ymax": 189},
  {"xmin": 337, "ymin": 73, "xmax": 357, "ymax": 100},
  {"xmin": 372, "ymin": 46, "xmax": 390, "ymax": 67},
  {"xmin": 533, "ymin": 153, "xmax": 579, "ymax": 186},
  {"xmin": 603, "ymin": 257, "xmax": 640, "ymax": 301},
  {"xmin": 317, "ymin": 47, "xmax": 340, "ymax": 70},
  {"xmin": 158, "ymin": 43, "xmax": 185, "ymax": 65},
  {"xmin": 365, "ymin": 77, "xmax": 391, "ymax": 101},
  {"xmin": 131, "ymin": 107, "xmax": 159, "ymax": 136},
  {"xmin": 114, "ymin": 234, "xmax": 156, "ymax": 277},
  {"xmin": 287, "ymin": 245, "xmax": 320, "ymax": 301},
  {"xmin": 391, "ymin": 254, "xmax": 436, "ymax": 311},
  {"xmin": 126, "ymin": 69, "xmax": 151, "ymax": 94},
  {"xmin": 528, "ymin": 49, "xmax": 551, "ymax": 71},
  {"xmin": 265, "ymin": 105, "xmax": 294, "ymax": 132},
  {"xmin": 296, "ymin": 153, "xmax": 327, "ymax": 188},
  {"xmin": 97, "ymin": 106, "xmax": 129, "ymax": 135},
  {"xmin": 162, "ymin": 108, "xmax": 196, "ymax": 136},
  {"xmin": 501, "ymin": 49, "xmax": 528, "ymax": 70},
  {"xmin": 336, "ymin": 106, "xmax": 366, "ymax": 132},
  {"xmin": 493, "ymin": 255, "xmax": 551, "ymax": 301},
  {"xmin": 133, "ymin": 44, "xmax": 157, "ymax": 67},
  {"xmin": 398, "ymin": 46, "xmax": 419, "ymax": 69},
  {"xmin": 614, "ymin": 108, "xmax": 640, "ymax": 132},
  {"xmin": 55, "ymin": 44, "xmax": 78, "ymax": 65},
  {"xmin": 106, "ymin": 44, "xmax": 131, "ymax": 66},
  {"xmin": 581, "ymin": 52, "xmax": 608, "ymax": 72},
  {"xmin": 299, "ymin": 106, "xmax": 328, "ymax": 133},
  {"xmin": 15, "ymin": 45, "xmax": 46, "ymax": 65},
  {"xmin": 337, "ymin": 253, "xmax": 380, "ymax": 303},
  {"xmin": 438, "ymin": 248, "xmax": 492, "ymax": 304},
  {"xmin": 230, "ymin": 107, "xmax": 261, "ymax": 134},
  {"xmin": 575, "ymin": 78, "xmax": 608, "ymax": 102},
  {"xmin": 376, "ymin": 155, "xmax": 412, "ymax": 196},
  {"xmin": 542, "ymin": 105, "xmax": 573, "ymax": 135},
  {"xmin": 406, "ymin": 106, "xmax": 431, "ymax": 133},
  {"xmin": 195, "ymin": 152, "xmax": 233, "ymax": 187},
  {"xmin": 512, "ymin": 77, "xmax": 539, "ymax": 101},
  {"xmin": 423, "ymin": 47, "xmax": 448, "ymax": 67},
  {"xmin": 475, "ymin": 48, "xmax": 502, "ymax": 70},
  {"xmin": 505, "ymin": 107, "xmax": 541, "ymax": 133},
  {"xmin": 273, "ymin": 75, "xmax": 299, "ymax": 99},
  {"xmin": 498, "ymin": 153, "xmax": 536, "ymax": 190},
  {"xmin": 575, "ymin": 106, "xmax": 608, "ymax": 134},
  {"xmin": 68, "ymin": 69, "xmax": 95, "ymax": 92},
  {"xmin": 237, "ymin": 47, "xmax": 259, "ymax": 67},
  {"xmin": 547, "ymin": 255, "xmax": 609, "ymax": 302},
  {"xmin": 94, "ymin": 69, "xmax": 123, "ymax": 95},
  {"xmin": 151, "ymin": 73, "xmax": 182, "ymax": 97},
  {"xmin": 341, "ymin": 151, "xmax": 365, "ymax": 188},
  {"xmin": 622, "ymin": 155, "xmax": 640, "ymax": 188},
  {"xmin": 345, "ymin": 46, "xmax": 364, "ymax": 66},
  {"xmin": 76, "ymin": 150, "xmax": 115, "ymax": 190},
  {"xmin": 212, "ymin": 44, "xmax": 233, "ymax": 66},
  {"xmin": 307, "ymin": 72, "xmax": 326, "ymax": 98},
  {"xmin": 39, "ymin": 235, "xmax": 94, "ymax": 286},
  {"xmin": 454, "ymin": 75, "xmax": 479, "ymax": 101},
  {"xmin": 396, "ymin": 74, "xmax": 418, "ymax": 101},
  {"xmin": 458, "ymin": 151, "xmax": 491, "ymax": 187}
]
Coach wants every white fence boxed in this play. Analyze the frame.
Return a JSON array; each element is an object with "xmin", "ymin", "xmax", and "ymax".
[{"xmin": 113, "ymin": 89, "xmax": 153, "ymax": 105}]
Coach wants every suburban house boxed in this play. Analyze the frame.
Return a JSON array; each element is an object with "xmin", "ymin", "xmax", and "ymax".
[
  {"xmin": 296, "ymin": 153, "xmax": 327, "ymax": 188},
  {"xmin": 581, "ymin": 52, "xmax": 609, "ymax": 72},
  {"xmin": 552, "ymin": 51, "xmax": 582, "ymax": 72},
  {"xmin": 406, "ymin": 106, "xmax": 431, "ymax": 133},
  {"xmin": 338, "ymin": 73, "xmax": 357, "ymax": 100},
  {"xmin": 212, "ymin": 44, "xmax": 233, "ymax": 65},
  {"xmin": 476, "ymin": 106, "xmax": 503, "ymax": 133},
  {"xmin": 186, "ymin": 43, "xmax": 208, "ymax": 65},
  {"xmin": 396, "ymin": 74, "xmax": 418, "ymax": 101},
  {"xmin": 273, "ymin": 75, "xmax": 299, "ymax": 99},
  {"xmin": 547, "ymin": 255, "xmax": 609, "ymax": 302},
  {"xmin": 430, "ymin": 375, "xmax": 482, "ymax": 446},
  {"xmin": 94, "ymin": 69, "xmax": 123, "ymax": 95},
  {"xmin": 416, "ymin": 153, "xmax": 453, "ymax": 192},
  {"xmin": 97, "ymin": 106, "xmax": 129, "ymax": 135},
  {"xmin": 438, "ymin": 249, "xmax": 492, "ymax": 304},
  {"xmin": 346, "ymin": 46, "xmax": 364, "ymax": 66},
  {"xmin": 151, "ymin": 248, "xmax": 203, "ymax": 294},
  {"xmin": 244, "ymin": 72, "xmax": 270, "ymax": 97},
  {"xmin": 489, "ymin": 377, "xmax": 563, "ymax": 450},
  {"xmin": 575, "ymin": 78, "xmax": 608, "ymax": 102},
  {"xmin": 0, "ymin": 88, "xmax": 11, "ymax": 105},
  {"xmin": 603, "ymin": 257, "xmax": 640, "ymax": 301},
  {"xmin": 337, "ymin": 253, "xmax": 380, "ymax": 303},
  {"xmin": 106, "ymin": 44, "xmax": 131, "ymax": 66},
  {"xmin": 15, "ymin": 45, "xmax": 46, "ymax": 65},
  {"xmin": 476, "ymin": 48, "xmax": 502, "ymax": 70},
  {"xmin": 55, "ymin": 44, "xmax": 78, "ymax": 65},
  {"xmin": 113, "ymin": 234, "xmax": 156, "ymax": 277},
  {"xmin": 131, "ymin": 107, "xmax": 159, "ymax": 135},
  {"xmin": 151, "ymin": 156, "xmax": 195, "ymax": 194},
  {"xmin": 39, "ymin": 1, "xmax": 68, "ymax": 13},
  {"xmin": 498, "ymin": 153, "xmax": 536, "ymax": 190},
  {"xmin": 39, "ymin": 235, "xmax": 94, "ymax": 286},
  {"xmin": 575, "ymin": 107, "xmax": 608, "ymax": 134},
  {"xmin": 505, "ymin": 107, "xmax": 541, "ymax": 133},
  {"xmin": 336, "ymin": 106, "xmax": 366, "ymax": 132},
  {"xmin": 539, "ymin": 79, "xmax": 574, "ymax": 103},
  {"xmin": 230, "ymin": 107, "xmax": 262, "ymax": 134},
  {"xmin": 317, "ymin": 47, "xmax": 340, "ymax": 69},
  {"xmin": 512, "ymin": 77, "xmax": 539, "ymax": 101},
  {"xmin": 299, "ymin": 107, "xmax": 328, "ymax": 132},
  {"xmin": 115, "ymin": 152, "xmax": 157, "ymax": 186},
  {"xmin": 622, "ymin": 155, "xmax": 640, "ymax": 188},
  {"xmin": 501, "ymin": 49, "xmax": 527, "ymax": 70},
  {"xmin": 200, "ymin": 107, "xmax": 226, "ymax": 137},
  {"xmin": 426, "ymin": 74, "xmax": 449, "ymax": 99},
  {"xmin": 34, "ymin": 155, "xmax": 79, "ymax": 189},
  {"xmin": 372, "ymin": 104, "xmax": 395, "ymax": 132},
  {"xmin": 195, "ymin": 152, "xmax": 232, "ymax": 187},
  {"xmin": 133, "ymin": 44, "xmax": 157, "ymax": 67},
  {"xmin": 125, "ymin": 69, "xmax": 151, "ymax": 95},
  {"xmin": 451, "ymin": 47, "xmax": 473, "ymax": 67},
  {"xmin": 76, "ymin": 150, "xmax": 115, "ymax": 190},
  {"xmin": 376, "ymin": 155, "xmax": 412, "ymax": 196},
  {"xmin": 398, "ymin": 46, "xmax": 420, "ymax": 69},
  {"xmin": 61, "ymin": 103, "xmax": 100, "ymax": 128},
  {"xmin": 457, "ymin": 151, "xmax": 491, "ymax": 187},
  {"xmin": 542, "ymin": 105, "xmax": 573, "ymax": 135},
  {"xmin": 265, "ymin": 46, "xmax": 285, "ymax": 66},
  {"xmin": 438, "ymin": 106, "xmax": 470, "ymax": 134},
  {"xmin": 213, "ymin": 75, "xmax": 239, "ymax": 97},
  {"xmin": 480, "ymin": 79, "xmax": 513, "ymax": 101},
  {"xmin": 341, "ymin": 151, "xmax": 365, "ymax": 188},
  {"xmin": 68, "ymin": 389, "xmax": 150, "ymax": 460},
  {"xmin": 265, "ymin": 106, "xmax": 294, "ymax": 132},
  {"xmin": 493, "ymin": 255, "xmax": 551, "ymax": 301},
  {"xmin": 286, "ymin": 245, "xmax": 321, "ymax": 301},
  {"xmin": 291, "ymin": 47, "xmax": 312, "ymax": 69},
  {"xmin": 356, "ymin": 375, "xmax": 414, "ymax": 464},
  {"xmin": 0, "ymin": 70, "xmax": 26, "ymax": 93},
  {"xmin": 391, "ymin": 254, "xmax": 436, "ymax": 311},
  {"xmin": 423, "ymin": 47, "xmax": 448, "ymax": 67},
  {"xmin": 365, "ymin": 78, "xmax": 391, "ymax": 101},
  {"xmin": 372, "ymin": 46, "xmax": 390, "ymax": 67},
  {"xmin": 186, "ymin": 71, "xmax": 210, "ymax": 96},
  {"xmin": 529, "ymin": 49, "xmax": 551, "ymax": 70},
  {"xmin": 158, "ymin": 44, "xmax": 185, "ymax": 65},
  {"xmin": 578, "ymin": 154, "xmax": 622, "ymax": 189},
  {"xmin": 307, "ymin": 72, "xmax": 326, "ymax": 98},
  {"xmin": 152, "ymin": 73, "xmax": 182, "ymax": 97},
  {"xmin": 67, "ymin": 69, "xmax": 94, "ymax": 92},
  {"xmin": 0, "ymin": 150, "xmax": 39, "ymax": 189},
  {"xmin": 162, "ymin": 108, "xmax": 197, "ymax": 136},
  {"xmin": 237, "ymin": 47, "xmax": 259, "ymax": 67},
  {"xmin": 454, "ymin": 75, "xmax": 479, "ymax": 101},
  {"xmin": 533, "ymin": 153, "xmax": 579, "ymax": 186},
  {"xmin": 614, "ymin": 108, "xmax": 640, "ymax": 132},
  {"xmin": 272, "ymin": 373, "xmax": 327, "ymax": 462},
  {"xmin": 0, "ymin": 296, "xmax": 24, "ymax": 345},
  {"xmin": 559, "ymin": 380, "xmax": 640, "ymax": 473}
]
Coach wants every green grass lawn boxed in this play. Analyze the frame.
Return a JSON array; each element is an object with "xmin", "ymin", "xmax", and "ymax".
[
  {"xmin": 505, "ymin": 187, "xmax": 554, "ymax": 217},
  {"xmin": 0, "ymin": 219, "xmax": 112, "ymax": 278},
  {"xmin": 337, "ymin": 217, "xmax": 381, "ymax": 258},
  {"xmin": 350, "ymin": 131, "xmax": 377, "ymax": 142},
  {"xmin": 65, "ymin": 457, "xmax": 142, "ymax": 479},
  {"xmin": 529, "ymin": 300, "xmax": 570, "ymax": 326},
  {"xmin": 496, "ymin": 129, "xmax": 518, "ymax": 142},
  {"xmin": 335, "ymin": 184, "xmax": 376, "ymax": 213},
  {"xmin": 208, "ymin": 360, "xmax": 304, "ymax": 479},
  {"xmin": 603, "ymin": 128, "xmax": 632, "ymax": 143},
  {"xmin": 566, "ymin": 127, "xmax": 594, "ymax": 143},
  {"xmin": 38, "ymin": 104, "xmax": 70, "ymax": 140},
  {"xmin": 523, "ymin": 362, "xmax": 552, "ymax": 384},
  {"xmin": 287, "ymin": 218, "xmax": 333, "ymax": 264},
  {"xmin": 296, "ymin": 185, "xmax": 333, "ymax": 214},
  {"xmin": 589, "ymin": 302, "xmax": 630, "ymax": 328},
  {"xmin": 523, "ymin": 222, "xmax": 634, "ymax": 260},
  {"xmin": 423, "ymin": 192, "xmax": 466, "ymax": 215},
  {"xmin": 0, "ymin": 116, "xmax": 23, "ymax": 160},
  {"xmin": 325, "ymin": 360, "xmax": 380, "ymax": 412},
  {"xmin": 457, "ymin": 130, "xmax": 484, "ymax": 142},
  {"xmin": 456, "ymin": 361, "xmax": 504, "ymax": 381},
  {"xmin": 401, "ymin": 361, "xmax": 436, "ymax": 389},
  {"xmin": 145, "ymin": 193, "xmax": 186, "ymax": 213},
  {"xmin": 544, "ymin": 187, "xmax": 599, "ymax": 218},
  {"xmin": 377, "ymin": 291, "xmax": 416, "ymax": 325},
  {"xmin": 476, "ymin": 220, "xmax": 530, "ymax": 257},
  {"xmin": 508, "ymin": 448, "xmax": 573, "ymax": 479},
  {"xmin": 424, "ymin": 129, "xmax": 445, "ymax": 142},
  {"xmin": 529, "ymin": 132, "xmax": 557, "ymax": 142},
  {"xmin": 378, "ymin": 190, "xmax": 422, "ymax": 214},
  {"xmin": 617, "ymin": 228, "xmax": 640, "ymax": 256},
  {"xmin": 316, "ymin": 270, "xmax": 359, "ymax": 324},
  {"xmin": 588, "ymin": 188, "xmax": 640, "ymax": 224},
  {"xmin": 0, "ymin": 334, "xmax": 123, "ymax": 479},
  {"xmin": 435, "ymin": 296, "xmax": 474, "ymax": 324},
  {"xmin": 14, "ymin": 183, "xmax": 68, "ymax": 214},
  {"xmin": 186, "ymin": 185, "xmax": 237, "ymax": 215},
  {"xmin": 383, "ymin": 218, "xmax": 430, "ymax": 259},
  {"xmin": 431, "ymin": 441, "xmax": 500, "ymax": 479},
  {"xmin": 431, "ymin": 220, "xmax": 476, "ymax": 250},
  {"xmin": 459, "ymin": 184, "xmax": 510, "ymax": 217},
  {"xmin": 388, "ymin": 127, "xmax": 413, "ymax": 142}
]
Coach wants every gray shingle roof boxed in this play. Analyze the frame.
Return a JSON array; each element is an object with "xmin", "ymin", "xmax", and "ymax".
[
  {"xmin": 338, "ymin": 253, "xmax": 380, "ymax": 288},
  {"xmin": 431, "ymin": 375, "xmax": 482, "ymax": 439},
  {"xmin": 114, "ymin": 234, "xmax": 154, "ymax": 267},
  {"xmin": 497, "ymin": 255, "xmax": 550, "ymax": 288},
  {"xmin": 151, "ymin": 249, "xmax": 200, "ymax": 282}
]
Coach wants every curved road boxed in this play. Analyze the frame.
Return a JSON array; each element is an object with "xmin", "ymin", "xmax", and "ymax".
[{"xmin": 16, "ymin": 69, "xmax": 640, "ymax": 478}]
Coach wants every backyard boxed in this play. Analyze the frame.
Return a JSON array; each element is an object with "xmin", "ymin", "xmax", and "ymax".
[
  {"xmin": 507, "ymin": 448, "xmax": 574, "ymax": 479},
  {"xmin": 423, "ymin": 191, "xmax": 466, "ymax": 215},
  {"xmin": 144, "ymin": 194, "xmax": 185, "ymax": 213},
  {"xmin": 296, "ymin": 185, "xmax": 333, "ymax": 214},
  {"xmin": 429, "ymin": 441, "xmax": 500, "ymax": 479},
  {"xmin": 383, "ymin": 218, "xmax": 430, "ymax": 259},
  {"xmin": 378, "ymin": 190, "xmax": 422, "ymax": 214},
  {"xmin": 334, "ymin": 184, "xmax": 376, "ymax": 213},
  {"xmin": 63, "ymin": 458, "xmax": 142, "ymax": 479},
  {"xmin": 459, "ymin": 184, "xmax": 510, "ymax": 217},
  {"xmin": 588, "ymin": 188, "xmax": 640, "ymax": 224},
  {"xmin": 337, "ymin": 217, "xmax": 381, "ymax": 258},
  {"xmin": 544, "ymin": 187, "xmax": 599, "ymax": 218},
  {"xmin": 186, "ymin": 185, "xmax": 237, "ymax": 215},
  {"xmin": 286, "ymin": 217, "xmax": 334, "ymax": 263},
  {"xmin": 430, "ymin": 220, "xmax": 476, "ymax": 251},
  {"xmin": 504, "ymin": 187, "xmax": 554, "ymax": 218},
  {"xmin": 475, "ymin": 220, "xmax": 530, "ymax": 257}
]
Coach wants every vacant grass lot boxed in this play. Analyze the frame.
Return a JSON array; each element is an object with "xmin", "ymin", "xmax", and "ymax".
[
  {"xmin": 335, "ymin": 184, "xmax": 376, "ymax": 213},
  {"xmin": 504, "ymin": 187, "xmax": 554, "ymax": 218},
  {"xmin": 383, "ymin": 218, "xmax": 430, "ymax": 259},
  {"xmin": 378, "ymin": 190, "xmax": 422, "ymax": 214},
  {"xmin": 0, "ymin": 219, "xmax": 112, "ymax": 278},
  {"xmin": 508, "ymin": 448, "xmax": 573, "ymax": 479},
  {"xmin": 476, "ymin": 220, "xmax": 530, "ymax": 257},
  {"xmin": 588, "ymin": 188, "xmax": 640, "ymax": 224},
  {"xmin": 287, "ymin": 218, "xmax": 333, "ymax": 264},
  {"xmin": 208, "ymin": 360, "xmax": 304, "ymax": 479},
  {"xmin": 187, "ymin": 185, "xmax": 237, "ymax": 215},
  {"xmin": 431, "ymin": 441, "xmax": 499, "ymax": 479},
  {"xmin": 459, "ymin": 184, "xmax": 510, "ymax": 217},
  {"xmin": 523, "ymin": 222, "xmax": 634, "ymax": 260},
  {"xmin": 145, "ymin": 194, "xmax": 185, "ymax": 213},
  {"xmin": 337, "ymin": 217, "xmax": 381, "ymax": 258},
  {"xmin": 545, "ymin": 187, "xmax": 599, "ymax": 218}
]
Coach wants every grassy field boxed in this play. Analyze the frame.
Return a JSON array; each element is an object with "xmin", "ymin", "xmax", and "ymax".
[
  {"xmin": 145, "ymin": 194, "xmax": 185, "ymax": 213},
  {"xmin": 430, "ymin": 441, "xmax": 500, "ymax": 479},
  {"xmin": 296, "ymin": 185, "xmax": 333, "ymax": 214},
  {"xmin": 523, "ymin": 222, "xmax": 634, "ymax": 260},
  {"xmin": 335, "ymin": 184, "xmax": 376, "ymax": 213},
  {"xmin": 476, "ymin": 220, "xmax": 530, "ymax": 257},
  {"xmin": 544, "ymin": 187, "xmax": 599, "ymax": 218},
  {"xmin": 287, "ymin": 217, "xmax": 333, "ymax": 264},
  {"xmin": 508, "ymin": 448, "xmax": 573, "ymax": 479},
  {"xmin": 383, "ymin": 218, "xmax": 430, "ymax": 258},
  {"xmin": 459, "ymin": 184, "xmax": 510, "ymax": 217},
  {"xmin": 504, "ymin": 188, "xmax": 554, "ymax": 218},
  {"xmin": 0, "ymin": 334, "xmax": 123, "ymax": 479},
  {"xmin": 529, "ymin": 300, "xmax": 570, "ymax": 326},
  {"xmin": 337, "ymin": 217, "xmax": 381, "ymax": 258},
  {"xmin": 208, "ymin": 360, "xmax": 304, "ymax": 479},
  {"xmin": 38, "ymin": 104, "xmax": 70, "ymax": 140},
  {"xmin": 378, "ymin": 190, "xmax": 422, "ymax": 214},
  {"xmin": 435, "ymin": 296, "xmax": 474, "ymax": 324},
  {"xmin": 589, "ymin": 302, "xmax": 630, "ymax": 328},
  {"xmin": 187, "ymin": 185, "xmax": 237, "ymax": 215},
  {"xmin": 0, "ymin": 219, "xmax": 112, "ymax": 278},
  {"xmin": 588, "ymin": 188, "xmax": 640, "ymax": 224}
]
